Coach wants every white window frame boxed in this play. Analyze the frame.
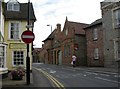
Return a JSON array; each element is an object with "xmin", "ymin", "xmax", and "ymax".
[
  {"xmin": 93, "ymin": 28, "xmax": 98, "ymax": 40},
  {"xmin": 0, "ymin": 44, "xmax": 6, "ymax": 68},
  {"xmin": 12, "ymin": 50, "xmax": 24, "ymax": 66},
  {"xmin": 113, "ymin": 8, "xmax": 120, "ymax": 28},
  {"xmin": 65, "ymin": 28, "xmax": 68, "ymax": 36},
  {"xmin": 9, "ymin": 21, "xmax": 21, "ymax": 40},
  {"xmin": 94, "ymin": 48, "xmax": 99, "ymax": 59},
  {"xmin": 7, "ymin": 2, "xmax": 20, "ymax": 11}
]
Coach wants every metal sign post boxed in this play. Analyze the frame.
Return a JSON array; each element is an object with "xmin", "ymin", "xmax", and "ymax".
[
  {"xmin": 21, "ymin": 0, "xmax": 35, "ymax": 85},
  {"xmin": 26, "ymin": 0, "xmax": 30, "ymax": 85}
]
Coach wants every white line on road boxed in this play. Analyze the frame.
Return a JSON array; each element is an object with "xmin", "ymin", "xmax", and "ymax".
[
  {"xmin": 95, "ymin": 77, "xmax": 120, "ymax": 83},
  {"xmin": 86, "ymin": 72, "xmax": 98, "ymax": 75},
  {"xmin": 50, "ymin": 70, "xmax": 56, "ymax": 74},
  {"xmin": 114, "ymin": 75, "xmax": 120, "ymax": 77},
  {"xmin": 100, "ymin": 74, "xmax": 110, "ymax": 77}
]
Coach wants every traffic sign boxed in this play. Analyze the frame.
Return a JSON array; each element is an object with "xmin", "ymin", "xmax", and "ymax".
[{"xmin": 21, "ymin": 30, "xmax": 35, "ymax": 44}]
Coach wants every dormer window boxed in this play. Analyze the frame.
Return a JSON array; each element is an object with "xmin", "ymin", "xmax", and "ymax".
[{"xmin": 7, "ymin": 0, "xmax": 20, "ymax": 11}]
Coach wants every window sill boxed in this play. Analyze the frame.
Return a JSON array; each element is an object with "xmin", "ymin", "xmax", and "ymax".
[
  {"xmin": 0, "ymin": 68, "xmax": 8, "ymax": 74},
  {"xmin": 8, "ymin": 39, "xmax": 21, "ymax": 41}
]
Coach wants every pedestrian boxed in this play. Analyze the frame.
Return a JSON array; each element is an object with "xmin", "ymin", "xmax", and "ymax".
[{"xmin": 72, "ymin": 54, "xmax": 77, "ymax": 67}]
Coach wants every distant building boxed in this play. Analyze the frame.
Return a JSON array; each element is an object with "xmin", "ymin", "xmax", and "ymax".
[
  {"xmin": 61, "ymin": 17, "xmax": 88, "ymax": 66},
  {"xmin": 3, "ymin": 0, "xmax": 36, "ymax": 71},
  {"xmin": 33, "ymin": 48, "xmax": 41, "ymax": 63},
  {"xmin": 84, "ymin": 19, "xmax": 104, "ymax": 67},
  {"xmin": 101, "ymin": 1, "xmax": 120, "ymax": 67},
  {"xmin": 41, "ymin": 17, "xmax": 88, "ymax": 66}
]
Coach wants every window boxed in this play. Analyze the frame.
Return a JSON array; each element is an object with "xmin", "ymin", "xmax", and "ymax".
[
  {"xmin": 118, "ymin": 41, "xmax": 120, "ymax": 58},
  {"xmin": 64, "ymin": 44, "xmax": 71, "ymax": 57},
  {"xmin": 0, "ymin": 46, "xmax": 5, "ymax": 68},
  {"xmin": 13, "ymin": 51, "xmax": 24, "ymax": 66},
  {"xmin": 114, "ymin": 9, "xmax": 120, "ymax": 27},
  {"xmin": 7, "ymin": 1, "xmax": 20, "ymax": 11},
  {"xmin": 93, "ymin": 28, "xmax": 98, "ymax": 40},
  {"xmin": 94, "ymin": 48, "xmax": 99, "ymax": 59},
  {"xmin": 65, "ymin": 28, "xmax": 68, "ymax": 36},
  {"xmin": 9, "ymin": 22, "xmax": 20, "ymax": 40},
  {"xmin": 64, "ymin": 45, "xmax": 67, "ymax": 57}
]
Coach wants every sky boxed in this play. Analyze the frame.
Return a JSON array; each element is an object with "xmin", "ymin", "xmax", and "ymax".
[{"xmin": 5, "ymin": 0, "xmax": 104, "ymax": 48}]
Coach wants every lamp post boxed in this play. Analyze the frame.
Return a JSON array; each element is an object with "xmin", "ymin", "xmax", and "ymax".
[
  {"xmin": 47, "ymin": 24, "xmax": 53, "ymax": 64},
  {"xmin": 47, "ymin": 24, "xmax": 52, "ymax": 33}
]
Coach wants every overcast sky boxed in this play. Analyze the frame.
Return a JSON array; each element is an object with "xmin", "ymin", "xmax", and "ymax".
[{"xmin": 5, "ymin": 0, "xmax": 104, "ymax": 48}]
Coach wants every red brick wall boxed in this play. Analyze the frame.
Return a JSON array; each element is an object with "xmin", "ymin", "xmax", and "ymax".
[{"xmin": 86, "ymin": 24, "xmax": 104, "ymax": 66}]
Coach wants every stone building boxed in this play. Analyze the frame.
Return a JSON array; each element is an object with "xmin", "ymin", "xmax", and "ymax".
[{"xmin": 101, "ymin": 1, "xmax": 120, "ymax": 67}]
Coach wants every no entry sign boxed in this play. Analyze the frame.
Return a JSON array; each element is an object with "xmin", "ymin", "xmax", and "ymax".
[{"xmin": 21, "ymin": 30, "xmax": 35, "ymax": 44}]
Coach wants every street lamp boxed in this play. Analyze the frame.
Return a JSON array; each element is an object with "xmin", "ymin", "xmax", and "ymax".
[
  {"xmin": 47, "ymin": 24, "xmax": 53, "ymax": 64},
  {"xmin": 47, "ymin": 24, "xmax": 52, "ymax": 33}
]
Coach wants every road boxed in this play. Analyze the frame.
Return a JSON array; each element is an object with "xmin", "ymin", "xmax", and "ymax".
[{"xmin": 32, "ymin": 63, "xmax": 119, "ymax": 89}]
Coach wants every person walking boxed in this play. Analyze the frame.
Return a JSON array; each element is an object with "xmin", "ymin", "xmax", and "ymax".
[{"xmin": 72, "ymin": 54, "xmax": 77, "ymax": 67}]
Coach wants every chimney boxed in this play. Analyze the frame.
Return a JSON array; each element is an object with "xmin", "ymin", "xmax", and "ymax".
[{"xmin": 56, "ymin": 23, "xmax": 61, "ymax": 32}]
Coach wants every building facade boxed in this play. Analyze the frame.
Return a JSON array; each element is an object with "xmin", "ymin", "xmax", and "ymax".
[
  {"xmin": 3, "ymin": 0, "xmax": 36, "ymax": 71},
  {"xmin": 61, "ymin": 18, "xmax": 88, "ymax": 66},
  {"xmin": 101, "ymin": 1, "xmax": 120, "ymax": 67},
  {"xmin": 0, "ymin": 0, "xmax": 8, "ymax": 75},
  {"xmin": 84, "ymin": 19, "xmax": 104, "ymax": 67},
  {"xmin": 41, "ymin": 17, "xmax": 88, "ymax": 66}
]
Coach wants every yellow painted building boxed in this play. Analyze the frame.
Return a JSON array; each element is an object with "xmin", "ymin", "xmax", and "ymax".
[
  {"xmin": 3, "ymin": 0, "xmax": 36, "ymax": 71},
  {"xmin": 0, "ymin": 0, "xmax": 8, "ymax": 75}
]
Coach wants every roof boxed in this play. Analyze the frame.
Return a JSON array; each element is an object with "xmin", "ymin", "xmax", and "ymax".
[
  {"xmin": 84, "ymin": 18, "xmax": 102, "ymax": 29},
  {"xmin": 3, "ymin": 2, "xmax": 36, "ymax": 21},
  {"xmin": 42, "ymin": 30, "xmax": 55, "ymax": 42},
  {"xmin": 68, "ymin": 21, "xmax": 88, "ymax": 35}
]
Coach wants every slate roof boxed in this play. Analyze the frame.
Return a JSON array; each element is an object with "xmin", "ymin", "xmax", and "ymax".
[
  {"xmin": 68, "ymin": 21, "xmax": 88, "ymax": 35},
  {"xmin": 84, "ymin": 18, "xmax": 102, "ymax": 29},
  {"xmin": 42, "ymin": 29, "xmax": 55, "ymax": 42},
  {"xmin": 3, "ymin": 2, "xmax": 36, "ymax": 21}
]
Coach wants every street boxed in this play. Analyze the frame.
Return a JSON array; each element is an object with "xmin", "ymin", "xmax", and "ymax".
[{"xmin": 32, "ymin": 63, "xmax": 119, "ymax": 88}]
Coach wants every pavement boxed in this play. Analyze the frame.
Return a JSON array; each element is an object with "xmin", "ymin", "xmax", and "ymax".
[
  {"xmin": 2, "ymin": 73, "xmax": 33, "ymax": 88},
  {"xmin": 1, "ymin": 65, "xmax": 119, "ymax": 88}
]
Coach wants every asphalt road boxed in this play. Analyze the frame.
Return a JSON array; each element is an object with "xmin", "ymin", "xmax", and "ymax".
[{"xmin": 32, "ymin": 63, "xmax": 119, "ymax": 89}]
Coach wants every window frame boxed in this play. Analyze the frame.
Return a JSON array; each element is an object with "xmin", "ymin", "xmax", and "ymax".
[
  {"xmin": 12, "ymin": 50, "xmax": 24, "ymax": 66},
  {"xmin": 9, "ymin": 21, "xmax": 21, "ymax": 40},
  {"xmin": 94, "ymin": 48, "xmax": 99, "ymax": 60},
  {"xmin": 113, "ymin": 8, "xmax": 120, "ymax": 28},
  {"xmin": 93, "ymin": 28, "xmax": 98, "ymax": 41},
  {"xmin": 65, "ymin": 28, "xmax": 68, "ymax": 36},
  {"xmin": 0, "ymin": 44, "xmax": 6, "ymax": 68},
  {"xmin": 7, "ymin": 2, "xmax": 20, "ymax": 11}
]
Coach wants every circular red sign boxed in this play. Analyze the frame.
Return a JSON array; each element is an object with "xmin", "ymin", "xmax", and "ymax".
[{"xmin": 21, "ymin": 30, "xmax": 35, "ymax": 44}]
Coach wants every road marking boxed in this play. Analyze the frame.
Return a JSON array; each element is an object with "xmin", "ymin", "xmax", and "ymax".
[
  {"xmin": 49, "ymin": 70, "xmax": 56, "ymax": 74},
  {"xmin": 100, "ymin": 74, "xmax": 110, "ymax": 77},
  {"xmin": 114, "ymin": 75, "xmax": 120, "ymax": 77},
  {"xmin": 86, "ymin": 72, "xmax": 98, "ymax": 75},
  {"xmin": 33, "ymin": 67, "xmax": 65, "ymax": 89},
  {"xmin": 95, "ymin": 77, "xmax": 120, "ymax": 83}
]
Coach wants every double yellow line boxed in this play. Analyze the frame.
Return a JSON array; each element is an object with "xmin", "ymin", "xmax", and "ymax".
[{"xmin": 33, "ymin": 67, "xmax": 65, "ymax": 89}]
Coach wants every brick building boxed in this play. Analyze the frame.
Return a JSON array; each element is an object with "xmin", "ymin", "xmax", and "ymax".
[
  {"xmin": 61, "ymin": 17, "xmax": 88, "ymax": 66},
  {"xmin": 84, "ymin": 19, "xmax": 104, "ymax": 67},
  {"xmin": 41, "ymin": 17, "xmax": 88, "ymax": 66}
]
